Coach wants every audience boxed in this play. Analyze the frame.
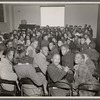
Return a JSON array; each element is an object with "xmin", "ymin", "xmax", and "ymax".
[{"xmin": 0, "ymin": 24, "xmax": 99, "ymax": 96}]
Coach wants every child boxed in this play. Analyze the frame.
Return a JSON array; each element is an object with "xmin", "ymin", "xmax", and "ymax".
[
  {"xmin": 84, "ymin": 42, "xmax": 99, "ymax": 63},
  {"xmin": 47, "ymin": 42, "xmax": 59, "ymax": 62},
  {"xmin": 26, "ymin": 40, "xmax": 39, "ymax": 58},
  {"xmin": 41, "ymin": 34, "xmax": 49, "ymax": 47},
  {"xmin": 73, "ymin": 52, "xmax": 98, "ymax": 96},
  {"xmin": 0, "ymin": 48, "xmax": 18, "ymax": 91},
  {"xmin": 80, "ymin": 37, "xmax": 89, "ymax": 52},
  {"xmin": 61, "ymin": 44, "xmax": 75, "ymax": 69},
  {"xmin": 25, "ymin": 39, "xmax": 31, "ymax": 48},
  {"xmin": 47, "ymin": 53, "xmax": 70, "ymax": 96},
  {"xmin": 84, "ymin": 34, "xmax": 91, "ymax": 45},
  {"xmin": 18, "ymin": 36, "xmax": 25, "ymax": 45},
  {"xmin": 61, "ymin": 44, "xmax": 75, "ymax": 83}
]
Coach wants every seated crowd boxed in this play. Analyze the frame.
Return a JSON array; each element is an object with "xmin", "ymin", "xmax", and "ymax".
[{"xmin": 0, "ymin": 24, "xmax": 99, "ymax": 96}]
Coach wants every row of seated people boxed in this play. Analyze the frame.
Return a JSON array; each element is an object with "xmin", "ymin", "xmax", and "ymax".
[
  {"xmin": 0, "ymin": 42, "xmax": 99, "ymax": 96},
  {"xmin": 0, "ymin": 24, "xmax": 99, "ymax": 96}
]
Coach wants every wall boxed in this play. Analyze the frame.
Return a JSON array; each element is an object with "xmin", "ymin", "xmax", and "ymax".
[
  {"xmin": 65, "ymin": 4, "xmax": 98, "ymax": 38},
  {"xmin": 13, "ymin": 5, "xmax": 40, "ymax": 29}
]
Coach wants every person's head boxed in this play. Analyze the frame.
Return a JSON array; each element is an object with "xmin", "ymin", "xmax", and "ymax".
[
  {"xmin": 84, "ymin": 34, "xmax": 89, "ymax": 39},
  {"xmin": 43, "ymin": 34, "xmax": 48, "ymax": 40},
  {"xmin": 0, "ymin": 43, "xmax": 5, "ymax": 54},
  {"xmin": 52, "ymin": 37, "xmax": 57, "ymax": 43},
  {"xmin": 22, "ymin": 33, "xmax": 26, "ymax": 38},
  {"xmin": 13, "ymin": 30, "xmax": 17, "ymax": 35},
  {"xmin": 51, "ymin": 54, "xmax": 60, "ymax": 66},
  {"xmin": 6, "ymin": 48, "xmax": 15, "ymax": 62},
  {"xmin": 74, "ymin": 35, "xmax": 79, "ymax": 41},
  {"xmin": 36, "ymin": 31, "xmax": 41, "ymax": 37},
  {"xmin": 19, "ymin": 36, "xmax": 24, "ymax": 41},
  {"xmin": 26, "ymin": 35, "xmax": 30, "ymax": 40},
  {"xmin": 84, "ymin": 24, "xmax": 87, "ymax": 28},
  {"xmin": 89, "ymin": 42, "xmax": 96, "ymax": 49},
  {"xmin": 58, "ymin": 40, "xmax": 63, "ymax": 47},
  {"xmin": 88, "ymin": 25, "xmax": 91, "ymax": 28},
  {"xmin": 13, "ymin": 38, "xmax": 18, "ymax": 43},
  {"xmin": 80, "ymin": 37, "xmax": 86, "ymax": 44},
  {"xmin": 75, "ymin": 52, "xmax": 85, "ymax": 64},
  {"xmin": 40, "ymin": 46, "xmax": 48, "ymax": 57},
  {"xmin": 49, "ymin": 42, "xmax": 55, "ymax": 50},
  {"xmin": 10, "ymin": 34, "xmax": 14, "ymax": 40},
  {"xmin": 66, "ymin": 39, "xmax": 71, "ymax": 45},
  {"xmin": 64, "ymin": 33, "xmax": 68, "ymax": 39},
  {"xmin": 26, "ymin": 39, "xmax": 31, "ymax": 47},
  {"xmin": 31, "ymin": 40, "xmax": 38, "ymax": 49},
  {"xmin": 61, "ymin": 44, "xmax": 69, "ymax": 55},
  {"xmin": 7, "ymin": 40, "xmax": 13, "ymax": 48}
]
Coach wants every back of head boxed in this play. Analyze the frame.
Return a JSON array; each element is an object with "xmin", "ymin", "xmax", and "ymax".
[
  {"xmin": 0, "ymin": 43, "xmax": 5, "ymax": 52},
  {"xmin": 89, "ymin": 42, "xmax": 96, "ymax": 49},
  {"xmin": 61, "ymin": 44, "xmax": 69, "ymax": 50}
]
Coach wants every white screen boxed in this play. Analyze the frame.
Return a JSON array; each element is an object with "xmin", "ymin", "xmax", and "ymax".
[{"xmin": 41, "ymin": 7, "xmax": 64, "ymax": 27}]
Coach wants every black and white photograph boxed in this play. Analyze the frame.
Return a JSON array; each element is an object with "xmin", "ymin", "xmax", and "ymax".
[{"xmin": 0, "ymin": 1, "xmax": 100, "ymax": 97}]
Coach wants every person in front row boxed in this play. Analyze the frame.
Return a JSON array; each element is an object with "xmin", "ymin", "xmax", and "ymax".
[
  {"xmin": 61, "ymin": 44, "xmax": 75, "ymax": 83},
  {"xmin": 47, "ymin": 53, "xmax": 71, "ymax": 96},
  {"xmin": 73, "ymin": 52, "xmax": 98, "ymax": 96},
  {"xmin": 0, "ymin": 47, "xmax": 18, "ymax": 91},
  {"xmin": 33, "ymin": 46, "xmax": 49, "ymax": 75}
]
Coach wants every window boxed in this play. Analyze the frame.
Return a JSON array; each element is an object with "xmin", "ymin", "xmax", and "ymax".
[{"xmin": 41, "ymin": 7, "xmax": 65, "ymax": 27}]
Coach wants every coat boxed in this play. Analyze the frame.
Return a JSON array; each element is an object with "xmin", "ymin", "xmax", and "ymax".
[{"xmin": 33, "ymin": 53, "xmax": 49, "ymax": 75}]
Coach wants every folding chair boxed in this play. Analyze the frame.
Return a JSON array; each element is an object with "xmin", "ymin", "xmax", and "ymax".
[
  {"xmin": 47, "ymin": 73, "xmax": 73, "ymax": 96},
  {"xmin": 0, "ymin": 79, "xmax": 20, "ymax": 96},
  {"xmin": 77, "ymin": 82, "xmax": 100, "ymax": 96},
  {"xmin": 20, "ymin": 78, "xmax": 44, "ymax": 96}
]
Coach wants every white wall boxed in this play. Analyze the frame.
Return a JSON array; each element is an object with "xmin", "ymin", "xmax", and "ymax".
[
  {"xmin": 65, "ymin": 5, "xmax": 98, "ymax": 38},
  {"xmin": 13, "ymin": 5, "xmax": 40, "ymax": 29}
]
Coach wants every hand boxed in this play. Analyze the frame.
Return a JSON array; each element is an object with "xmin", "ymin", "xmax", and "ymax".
[
  {"xmin": 64, "ymin": 66, "xmax": 69, "ymax": 72},
  {"xmin": 74, "ymin": 65, "xmax": 78, "ymax": 70},
  {"xmin": 67, "ymin": 69, "xmax": 73, "ymax": 74}
]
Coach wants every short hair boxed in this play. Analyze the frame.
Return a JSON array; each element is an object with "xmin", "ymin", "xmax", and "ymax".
[
  {"xmin": 6, "ymin": 47, "xmax": 15, "ymax": 56},
  {"xmin": 0, "ymin": 43, "xmax": 5, "ymax": 52},
  {"xmin": 49, "ymin": 41, "xmax": 55, "ymax": 45},
  {"xmin": 89, "ymin": 42, "xmax": 96, "ymax": 49},
  {"xmin": 43, "ymin": 34, "xmax": 48, "ymax": 38},
  {"xmin": 75, "ymin": 52, "xmax": 85, "ymax": 59},
  {"xmin": 52, "ymin": 53, "xmax": 60, "ymax": 59},
  {"xmin": 32, "ymin": 39, "xmax": 38, "ymax": 43},
  {"xmin": 41, "ymin": 45, "xmax": 48, "ymax": 50},
  {"xmin": 6, "ymin": 39, "xmax": 12, "ymax": 46},
  {"xmin": 61, "ymin": 44, "xmax": 69, "ymax": 49}
]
